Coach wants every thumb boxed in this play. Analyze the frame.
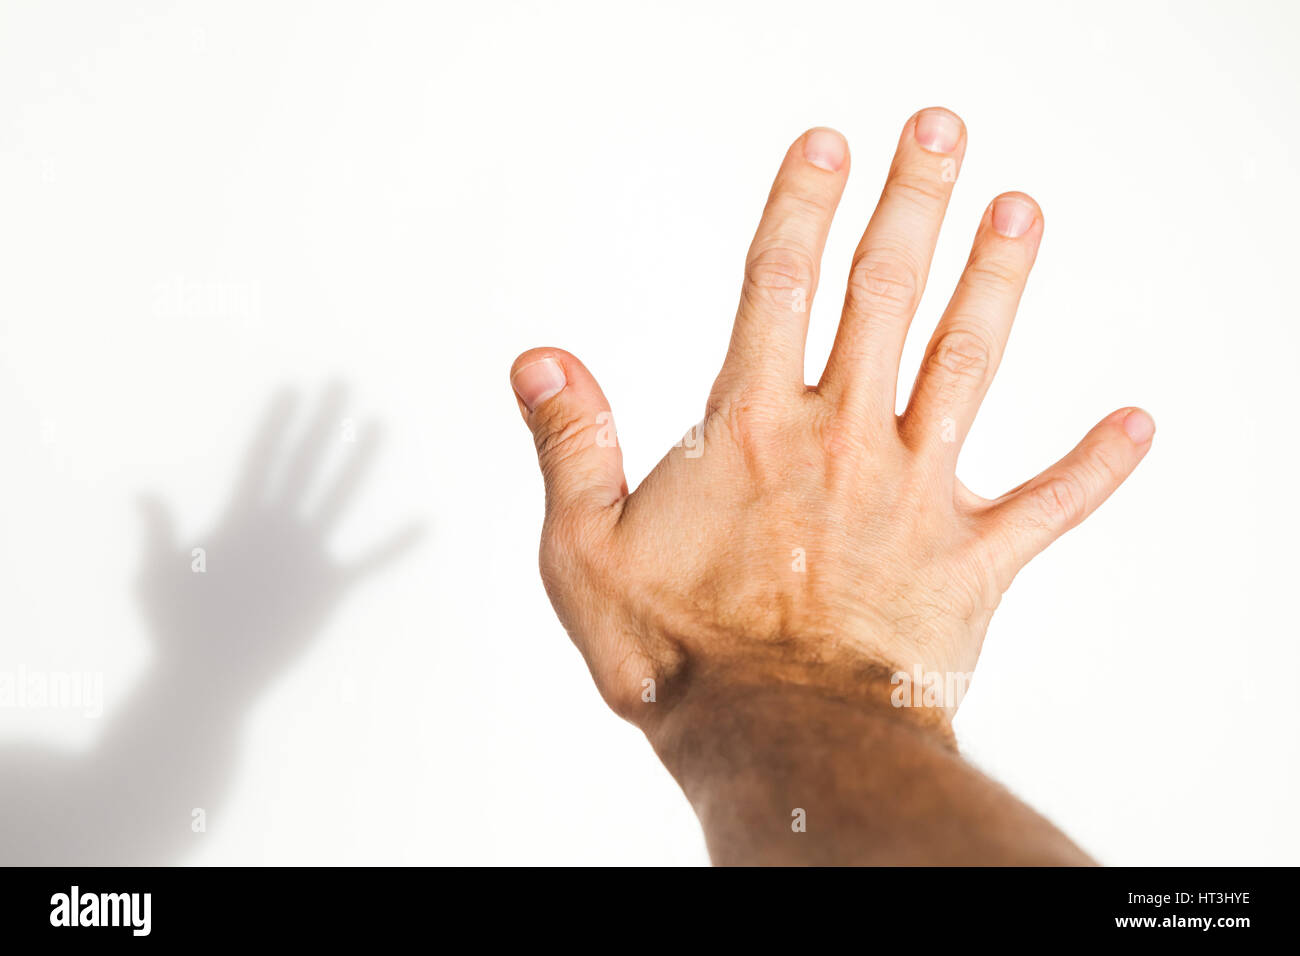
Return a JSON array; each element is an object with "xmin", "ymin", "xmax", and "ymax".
[{"xmin": 510, "ymin": 348, "xmax": 627, "ymax": 519}]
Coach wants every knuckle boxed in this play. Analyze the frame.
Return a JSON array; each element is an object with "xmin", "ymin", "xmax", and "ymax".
[
  {"xmin": 1031, "ymin": 475, "xmax": 1088, "ymax": 528},
  {"xmin": 925, "ymin": 326, "xmax": 993, "ymax": 383},
  {"xmin": 846, "ymin": 251, "xmax": 921, "ymax": 316},
  {"xmin": 811, "ymin": 403, "xmax": 859, "ymax": 462},
  {"xmin": 744, "ymin": 245, "xmax": 818, "ymax": 298},
  {"xmin": 707, "ymin": 390, "xmax": 787, "ymax": 471},
  {"xmin": 537, "ymin": 525, "xmax": 575, "ymax": 594},
  {"xmin": 534, "ymin": 412, "xmax": 599, "ymax": 467},
  {"xmin": 963, "ymin": 254, "xmax": 1023, "ymax": 291},
  {"xmin": 773, "ymin": 185, "xmax": 835, "ymax": 218},
  {"xmin": 718, "ymin": 393, "xmax": 774, "ymax": 442},
  {"xmin": 539, "ymin": 509, "xmax": 602, "ymax": 582},
  {"xmin": 883, "ymin": 169, "xmax": 950, "ymax": 208},
  {"xmin": 537, "ymin": 522, "xmax": 571, "ymax": 576},
  {"xmin": 1087, "ymin": 442, "xmax": 1128, "ymax": 486}
]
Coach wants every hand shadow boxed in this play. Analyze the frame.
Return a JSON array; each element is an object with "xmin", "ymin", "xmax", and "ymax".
[{"xmin": 0, "ymin": 385, "xmax": 422, "ymax": 864}]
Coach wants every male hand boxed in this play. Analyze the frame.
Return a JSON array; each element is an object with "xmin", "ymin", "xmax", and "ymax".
[{"xmin": 510, "ymin": 109, "xmax": 1152, "ymax": 757}]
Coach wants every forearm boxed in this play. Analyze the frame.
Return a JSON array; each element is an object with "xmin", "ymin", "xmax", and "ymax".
[{"xmin": 649, "ymin": 677, "xmax": 1095, "ymax": 866}]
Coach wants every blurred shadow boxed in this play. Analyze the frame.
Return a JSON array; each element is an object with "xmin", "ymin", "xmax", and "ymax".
[{"xmin": 0, "ymin": 385, "xmax": 422, "ymax": 864}]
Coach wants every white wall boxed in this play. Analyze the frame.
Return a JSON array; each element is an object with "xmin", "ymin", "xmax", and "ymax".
[{"xmin": 0, "ymin": 0, "xmax": 1295, "ymax": 864}]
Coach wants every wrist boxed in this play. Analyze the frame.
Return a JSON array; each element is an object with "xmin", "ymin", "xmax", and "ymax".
[
  {"xmin": 641, "ymin": 666, "xmax": 969, "ymax": 865},
  {"xmin": 643, "ymin": 654, "xmax": 958, "ymax": 777}
]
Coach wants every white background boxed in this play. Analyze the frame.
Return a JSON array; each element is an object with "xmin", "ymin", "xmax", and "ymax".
[{"xmin": 1, "ymin": 0, "xmax": 1296, "ymax": 865}]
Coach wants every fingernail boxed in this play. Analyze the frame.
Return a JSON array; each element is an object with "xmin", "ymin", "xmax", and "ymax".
[
  {"xmin": 991, "ymin": 195, "xmax": 1036, "ymax": 238},
  {"xmin": 804, "ymin": 128, "xmax": 846, "ymax": 172},
  {"xmin": 1122, "ymin": 408, "xmax": 1155, "ymax": 443},
  {"xmin": 914, "ymin": 109, "xmax": 962, "ymax": 153},
  {"xmin": 512, "ymin": 357, "xmax": 566, "ymax": 411}
]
